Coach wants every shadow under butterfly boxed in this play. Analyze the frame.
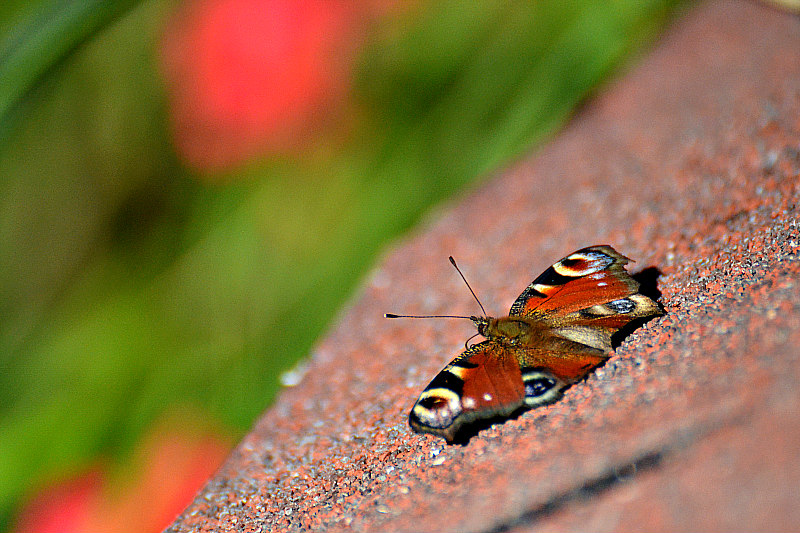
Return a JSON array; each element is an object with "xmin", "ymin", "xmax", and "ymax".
[{"xmin": 386, "ymin": 245, "xmax": 664, "ymax": 444}]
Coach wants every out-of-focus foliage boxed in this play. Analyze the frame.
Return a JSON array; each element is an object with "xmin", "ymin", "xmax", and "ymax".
[{"xmin": 0, "ymin": 0, "xmax": 683, "ymax": 529}]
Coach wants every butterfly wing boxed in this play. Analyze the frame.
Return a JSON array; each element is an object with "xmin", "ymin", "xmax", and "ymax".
[
  {"xmin": 513, "ymin": 346, "xmax": 607, "ymax": 410},
  {"xmin": 409, "ymin": 341, "xmax": 526, "ymax": 442},
  {"xmin": 509, "ymin": 245, "xmax": 661, "ymax": 354},
  {"xmin": 408, "ymin": 341, "xmax": 604, "ymax": 441}
]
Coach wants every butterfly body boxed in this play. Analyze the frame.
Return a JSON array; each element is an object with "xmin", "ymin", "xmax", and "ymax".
[{"xmin": 407, "ymin": 245, "xmax": 661, "ymax": 443}]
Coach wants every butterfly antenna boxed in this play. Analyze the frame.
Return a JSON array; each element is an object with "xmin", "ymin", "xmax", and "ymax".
[
  {"xmin": 449, "ymin": 256, "xmax": 487, "ymax": 317},
  {"xmin": 384, "ymin": 313, "xmax": 472, "ymax": 319}
]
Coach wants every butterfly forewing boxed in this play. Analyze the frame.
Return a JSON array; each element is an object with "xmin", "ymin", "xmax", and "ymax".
[
  {"xmin": 509, "ymin": 245, "xmax": 637, "ymax": 317},
  {"xmin": 409, "ymin": 341, "xmax": 526, "ymax": 442},
  {"xmin": 509, "ymin": 245, "xmax": 660, "ymax": 355}
]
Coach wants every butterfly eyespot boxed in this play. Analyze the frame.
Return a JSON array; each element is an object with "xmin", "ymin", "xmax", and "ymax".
[
  {"xmin": 419, "ymin": 396, "xmax": 450, "ymax": 409},
  {"xmin": 411, "ymin": 388, "xmax": 463, "ymax": 432},
  {"xmin": 524, "ymin": 375, "xmax": 556, "ymax": 398},
  {"xmin": 606, "ymin": 298, "xmax": 635, "ymax": 314},
  {"xmin": 553, "ymin": 251, "xmax": 614, "ymax": 277},
  {"xmin": 520, "ymin": 369, "xmax": 565, "ymax": 408},
  {"xmin": 559, "ymin": 257, "xmax": 584, "ymax": 268}
]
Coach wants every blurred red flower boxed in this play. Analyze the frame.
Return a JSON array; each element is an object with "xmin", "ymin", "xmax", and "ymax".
[
  {"xmin": 12, "ymin": 469, "xmax": 102, "ymax": 533},
  {"xmin": 13, "ymin": 428, "xmax": 230, "ymax": 533},
  {"xmin": 161, "ymin": 0, "xmax": 365, "ymax": 171}
]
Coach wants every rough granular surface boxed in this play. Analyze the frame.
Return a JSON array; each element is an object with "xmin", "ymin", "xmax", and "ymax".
[{"xmin": 167, "ymin": 1, "xmax": 800, "ymax": 532}]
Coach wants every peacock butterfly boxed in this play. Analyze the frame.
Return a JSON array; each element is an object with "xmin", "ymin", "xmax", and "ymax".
[{"xmin": 386, "ymin": 245, "xmax": 662, "ymax": 443}]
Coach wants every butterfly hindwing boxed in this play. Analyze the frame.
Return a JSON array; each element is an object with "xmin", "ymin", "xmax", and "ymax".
[{"xmin": 519, "ymin": 346, "xmax": 607, "ymax": 383}]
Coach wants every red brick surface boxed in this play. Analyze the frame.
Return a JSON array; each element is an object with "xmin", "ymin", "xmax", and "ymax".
[{"xmin": 166, "ymin": 2, "xmax": 800, "ymax": 532}]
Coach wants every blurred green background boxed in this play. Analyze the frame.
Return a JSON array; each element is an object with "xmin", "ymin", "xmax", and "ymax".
[{"xmin": 0, "ymin": 0, "xmax": 683, "ymax": 530}]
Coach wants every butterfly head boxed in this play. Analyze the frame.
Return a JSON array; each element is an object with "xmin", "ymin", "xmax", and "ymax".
[{"xmin": 470, "ymin": 316, "xmax": 491, "ymax": 337}]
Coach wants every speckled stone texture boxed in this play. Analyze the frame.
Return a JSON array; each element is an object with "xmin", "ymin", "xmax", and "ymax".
[{"xmin": 166, "ymin": 2, "xmax": 800, "ymax": 532}]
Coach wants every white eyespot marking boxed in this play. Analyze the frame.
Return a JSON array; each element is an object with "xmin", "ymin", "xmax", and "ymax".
[
  {"xmin": 414, "ymin": 388, "xmax": 462, "ymax": 428},
  {"xmin": 597, "ymin": 281, "xmax": 608, "ymax": 286},
  {"xmin": 462, "ymin": 397, "xmax": 476, "ymax": 409},
  {"xmin": 606, "ymin": 298, "xmax": 635, "ymax": 314},
  {"xmin": 418, "ymin": 388, "xmax": 460, "ymax": 405},
  {"xmin": 521, "ymin": 370, "xmax": 566, "ymax": 407},
  {"xmin": 583, "ymin": 251, "xmax": 614, "ymax": 264},
  {"xmin": 483, "ymin": 393, "xmax": 493, "ymax": 402},
  {"xmin": 552, "ymin": 260, "xmax": 587, "ymax": 276},
  {"xmin": 553, "ymin": 251, "xmax": 612, "ymax": 276}
]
